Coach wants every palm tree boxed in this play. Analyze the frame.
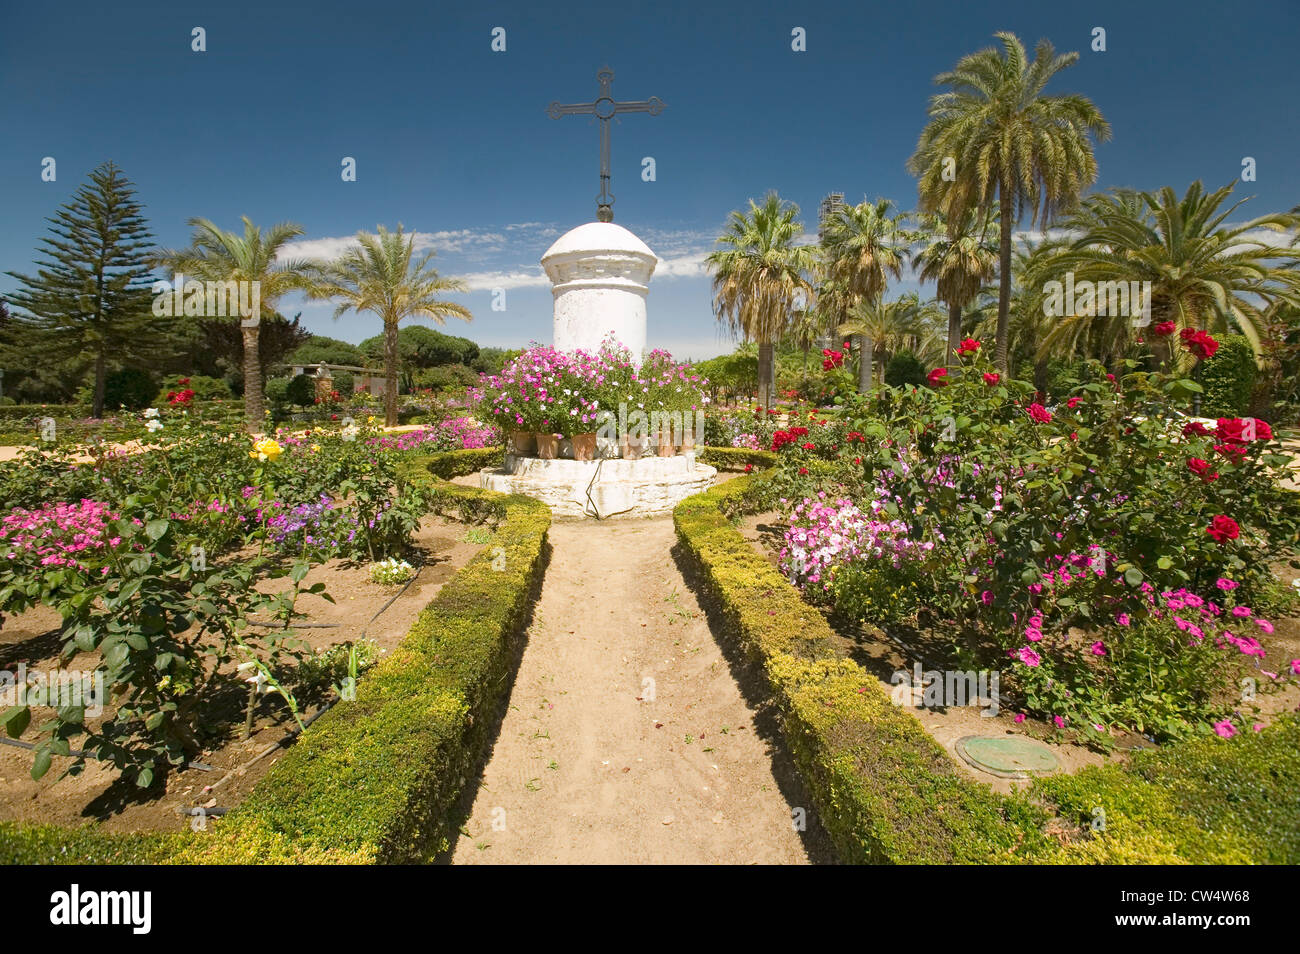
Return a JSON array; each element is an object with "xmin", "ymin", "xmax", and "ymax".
[
  {"xmin": 820, "ymin": 198, "xmax": 912, "ymax": 391},
  {"xmin": 914, "ymin": 209, "xmax": 998, "ymax": 366},
  {"xmin": 908, "ymin": 31, "xmax": 1110, "ymax": 372},
  {"xmin": 706, "ymin": 193, "xmax": 816, "ymax": 409},
  {"xmin": 838, "ymin": 293, "xmax": 947, "ymax": 382},
  {"xmin": 1042, "ymin": 182, "xmax": 1300, "ymax": 369},
  {"xmin": 306, "ymin": 225, "xmax": 471, "ymax": 427},
  {"xmin": 155, "ymin": 217, "xmax": 311, "ymax": 432}
]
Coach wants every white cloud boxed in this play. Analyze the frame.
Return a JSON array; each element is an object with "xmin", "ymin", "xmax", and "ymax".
[
  {"xmin": 458, "ymin": 268, "xmax": 550, "ymax": 291},
  {"xmin": 279, "ymin": 228, "xmax": 506, "ymax": 262}
]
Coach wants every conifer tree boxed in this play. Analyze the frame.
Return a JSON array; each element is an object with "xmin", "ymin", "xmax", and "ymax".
[{"xmin": 5, "ymin": 162, "xmax": 161, "ymax": 417}]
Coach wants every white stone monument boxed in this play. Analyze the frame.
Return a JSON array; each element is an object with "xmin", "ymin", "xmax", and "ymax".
[
  {"xmin": 477, "ymin": 68, "xmax": 715, "ymax": 518},
  {"xmin": 541, "ymin": 222, "xmax": 656, "ymax": 363}
]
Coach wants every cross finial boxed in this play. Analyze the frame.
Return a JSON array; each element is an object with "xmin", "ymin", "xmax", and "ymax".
[{"xmin": 546, "ymin": 68, "xmax": 664, "ymax": 222}]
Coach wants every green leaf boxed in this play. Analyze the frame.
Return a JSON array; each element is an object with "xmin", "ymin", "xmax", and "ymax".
[
  {"xmin": 31, "ymin": 747, "xmax": 52, "ymax": 780},
  {"xmin": 1124, "ymin": 567, "xmax": 1144, "ymax": 586},
  {"xmin": 145, "ymin": 519, "xmax": 169, "ymax": 541}
]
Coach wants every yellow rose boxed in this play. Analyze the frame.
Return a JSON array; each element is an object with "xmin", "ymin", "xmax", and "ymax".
[{"xmin": 252, "ymin": 437, "xmax": 283, "ymax": 463}]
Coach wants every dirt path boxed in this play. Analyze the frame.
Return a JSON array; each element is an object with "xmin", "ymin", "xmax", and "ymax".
[{"xmin": 448, "ymin": 517, "xmax": 830, "ymax": 865}]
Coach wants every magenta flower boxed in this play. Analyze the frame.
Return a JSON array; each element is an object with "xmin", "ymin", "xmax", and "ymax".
[
  {"xmin": 1053, "ymin": 715, "xmax": 1066, "ymax": 729},
  {"xmin": 1017, "ymin": 646, "xmax": 1041, "ymax": 667},
  {"xmin": 1213, "ymin": 719, "xmax": 1237, "ymax": 738},
  {"xmin": 1090, "ymin": 640, "xmax": 1107, "ymax": 656}
]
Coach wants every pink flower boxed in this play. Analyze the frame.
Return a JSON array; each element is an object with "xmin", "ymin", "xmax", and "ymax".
[
  {"xmin": 1053, "ymin": 716, "xmax": 1066, "ymax": 729},
  {"xmin": 1025, "ymin": 627, "xmax": 1043, "ymax": 642},
  {"xmin": 1090, "ymin": 640, "xmax": 1107, "ymax": 656},
  {"xmin": 1256, "ymin": 619, "xmax": 1274, "ymax": 635},
  {"xmin": 1017, "ymin": 646, "xmax": 1041, "ymax": 667},
  {"xmin": 1213, "ymin": 719, "xmax": 1237, "ymax": 738},
  {"xmin": 1290, "ymin": 659, "xmax": 1300, "ymax": 676},
  {"xmin": 980, "ymin": 590, "xmax": 993, "ymax": 606},
  {"xmin": 1115, "ymin": 613, "xmax": 1130, "ymax": 626},
  {"xmin": 1215, "ymin": 578, "xmax": 1239, "ymax": 591},
  {"xmin": 1027, "ymin": 403, "xmax": 1052, "ymax": 424},
  {"xmin": 1253, "ymin": 723, "xmax": 1266, "ymax": 733},
  {"xmin": 1013, "ymin": 713, "xmax": 1026, "ymax": 724}
]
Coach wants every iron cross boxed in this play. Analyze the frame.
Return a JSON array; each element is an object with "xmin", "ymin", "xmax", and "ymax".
[{"xmin": 547, "ymin": 67, "xmax": 664, "ymax": 222}]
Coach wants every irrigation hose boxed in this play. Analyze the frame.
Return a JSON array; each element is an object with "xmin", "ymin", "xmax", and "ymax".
[{"xmin": 583, "ymin": 456, "xmax": 607, "ymax": 520}]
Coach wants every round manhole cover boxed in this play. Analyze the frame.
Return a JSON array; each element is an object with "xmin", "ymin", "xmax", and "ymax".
[{"xmin": 956, "ymin": 736, "xmax": 1059, "ymax": 778}]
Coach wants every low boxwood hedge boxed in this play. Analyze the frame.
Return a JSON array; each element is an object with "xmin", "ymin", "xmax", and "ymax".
[
  {"xmin": 1, "ymin": 451, "xmax": 548, "ymax": 864},
  {"xmin": 172, "ymin": 470, "xmax": 547, "ymax": 863},
  {"xmin": 696, "ymin": 446, "xmax": 777, "ymax": 471},
  {"xmin": 673, "ymin": 473, "xmax": 1300, "ymax": 864}
]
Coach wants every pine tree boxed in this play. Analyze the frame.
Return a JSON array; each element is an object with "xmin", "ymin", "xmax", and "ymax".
[{"xmin": 5, "ymin": 162, "xmax": 162, "ymax": 417}]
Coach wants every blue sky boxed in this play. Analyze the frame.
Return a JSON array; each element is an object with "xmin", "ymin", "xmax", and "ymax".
[{"xmin": 2, "ymin": 0, "xmax": 1297, "ymax": 360}]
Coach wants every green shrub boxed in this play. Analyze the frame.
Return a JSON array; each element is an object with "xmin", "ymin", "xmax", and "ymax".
[
  {"xmin": 103, "ymin": 368, "xmax": 157, "ymax": 411},
  {"xmin": 1200, "ymin": 334, "xmax": 1257, "ymax": 417},
  {"xmin": 696, "ymin": 446, "xmax": 777, "ymax": 471},
  {"xmin": 286, "ymin": 373, "xmax": 316, "ymax": 407},
  {"xmin": 884, "ymin": 351, "xmax": 927, "ymax": 389},
  {"xmin": 156, "ymin": 374, "xmax": 232, "ymax": 404}
]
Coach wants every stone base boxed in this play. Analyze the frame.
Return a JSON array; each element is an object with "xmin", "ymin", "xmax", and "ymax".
[{"xmin": 479, "ymin": 453, "xmax": 716, "ymax": 519}]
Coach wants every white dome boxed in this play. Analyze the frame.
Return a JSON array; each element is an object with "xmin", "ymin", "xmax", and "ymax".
[{"xmin": 541, "ymin": 222, "xmax": 655, "ymax": 262}]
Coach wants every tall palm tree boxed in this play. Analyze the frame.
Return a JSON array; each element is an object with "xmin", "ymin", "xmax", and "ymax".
[
  {"xmin": 908, "ymin": 31, "xmax": 1110, "ymax": 372},
  {"xmin": 155, "ymin": 217, "xmax": 312, "ymax": 432},
  {"xmin": 1042, "ymin": 182, "xmax": 1300, "ymax": 368},
  {"xmin": 820, "ymin": 198, "xmax": 912, "ymax": 391},
  {"xmin": 706, "ymin": 193, "xmax": 816, "ymax": 409},
  {"xmin": 306, "ymin": 225, "xmax": 471, "ymax": 427},
  {"xmin": 914, "ymin": 209, "xmax": 998, "ymax": 366}
]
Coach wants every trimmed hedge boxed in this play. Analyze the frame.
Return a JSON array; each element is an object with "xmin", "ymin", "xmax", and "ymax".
[
  {"xmin": 674, "ymin": 474, "xmax": 1300, "ymax": 864},
  {"xmin": 173, "ymin": 470, "xmax": 548, "ymax": 863},
  {"xmin": 673, "ymin": 475, "xmax": 1043, "ymax": 863},
  {"xmin": 406, "ymin": 445, "xmax": 503, "ymax": 479},
  {"xmin": 0, "ymin": 823, "xmax": 180, "ymax": 865},
  {"xmin": 696, "ymin": 446, "xmax": 778, "ymax": 471},
  {"xmin": 1036, "ymin": 717, "xmax": 1300, "ymax": 864},
  {"xmin": 0, "ymin": 451, "xmax": 548, "ymax": 864}
]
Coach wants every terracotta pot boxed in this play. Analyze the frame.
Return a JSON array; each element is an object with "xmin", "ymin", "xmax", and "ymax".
[
  {"xmin": 571, "ymin": 432, "xmax": 598, "ymax": 461},
  {"xmin": 535, "ymin": 432, "xmax": 559, "ymax": 459},
  {"xmin": 622, "ymin": 436, "xmax": 647, "ymax": 460},
  {"xmin": 510, "ymin": 429, "xmax": 535, "ymax": 456}
]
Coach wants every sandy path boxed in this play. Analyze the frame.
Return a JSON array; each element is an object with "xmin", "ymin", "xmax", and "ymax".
[{"xmin": 448, "ymin": 517, "xmax": 830, "ymax": 865}]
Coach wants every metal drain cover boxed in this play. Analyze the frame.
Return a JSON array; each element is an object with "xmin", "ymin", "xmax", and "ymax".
[{"xmin": 956, "ymin": 736, "xmax": 1060, "ymax": 778}]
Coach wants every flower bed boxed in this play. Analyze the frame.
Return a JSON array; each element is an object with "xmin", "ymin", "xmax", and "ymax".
[
  {"xmin": 0, "ymin": 451, "xmax": 550, "ymax": 863},
  {"xmin": 758, "ymin": 340, "xmax": 1300, "ymax": 742},
  {"xmin": 674, "ymin": 473, "xmax": 1300, "ymax": 864}
]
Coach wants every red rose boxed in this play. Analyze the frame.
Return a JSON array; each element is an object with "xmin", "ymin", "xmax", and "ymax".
[
  {"xmin": 957, "ymin": 338, "xmax": 980, "ymax": 356},
  {"xmin": 743, "ymin": 464, "xmax": 753, "ymax": 473},
  {"xmin": 983, "ymin": 372, "xmax": 1000, "ymax": 386},
  {"xmin": 853, "ymin": 457, "xmax": 861, "ymax": 465},
  {"xmin": 1153, "ymin": 321, "xmax": 1175, "ymax": 336},
  {"xmin": 1214, "ymin": 442, "xmax": 1247, "ymax": 463},
  {"xmin": 1183, "ymin": 421, "xmax": 1211, "ymax": 438},
  {"xmin": 1187, "ymin": 458, "xmax": 1218, "ymax": 481},
  {"xmin": 1027, "ymin": 403, "xmax": 1052, "ymax": 424},
  {"xmin": 1105, "ymin": 373, "xmax": 1116, "ymax": 382},
  {"xmin": 1206, "ymin": 515, "xmax": 1240, "ymax": 543},
  {"xmin": 798, "ymin": 467, "xmax": 808, "ymax": 476},
  {"xmin": 1215, "ymin": 418, "xmax": 1248, "ymax": 444},
  {"xmin": 1067, "ymin": 396, "xmax": 1083, "ymax": 409},
  {"xmin": 927, "ymin": 367, "xmax": 949, "ymax": 387},
  {"xmin": 1179, "ymin": 328, "xmax": 1219, "ymax": 360}
]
